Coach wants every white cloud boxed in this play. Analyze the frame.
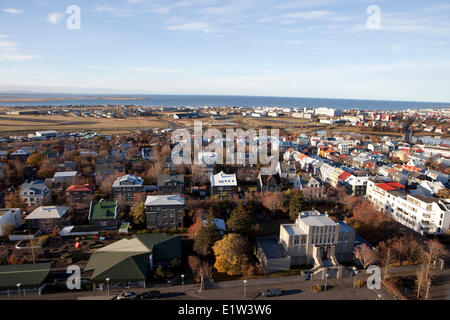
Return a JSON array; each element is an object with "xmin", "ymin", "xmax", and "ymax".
[
  {"xmin": 391, "ymin": 44, "xmax": 405, "ymax": 52},
  {"xmin": 2, "ymin": 8, "xmax": 23, "ymax": 14},
  {"xmin": 165, "ymin": 22, "xmax": 215, "ymax": 33},
  {"xmin": 46, "ymin": 12, "xmax": 65, "ymax": 24},
  {"xmin": 0, "ymin": 35, "xmax": 39, "ymax": 61},
  {"xmin": 88, "ymin": 65, "xmax": 181, "ymax": 73}
]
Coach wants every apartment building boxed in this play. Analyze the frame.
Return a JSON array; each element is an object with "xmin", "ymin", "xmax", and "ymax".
[
  {"xmin": 0, "ymin": 208, "xmax": 21, "ymax": 236},
  {"xmin": 112, "ymin": 174, "xmax": 144, "ymax": 201},
  {"xmin": 145, "ymin": 195, "xmax": 185, "ymax": 229},
  {"xmin": 366, "ymin": 179, "xmax": 450, "ymax": 235}
]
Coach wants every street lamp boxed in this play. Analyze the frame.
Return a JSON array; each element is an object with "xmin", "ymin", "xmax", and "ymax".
[
  {"xmin": 376, "ymin": 293, "xmax": 383, "ymax": 300},
  {"xmin": 105, "ymin": 278, "xmax": 110, "ymax": 296},
  {"xmin": 243, "ymin": 280, "xmax": 247, "ymax": 298},
  {"xmin": 181, "ymin": 274, "xmax": 185, "ymax": 293},
  {"xmin": 425, "ymin": 281, "xmax": 432, "ymax": 300},
  {"xmin": 353, "ymin": 268, "xmax": 359, "ymax": 288},
  {"xmin": 16, "ymin": 283, "xmax": 21, "ymax": 298},
  {"xmin": 324, "ymin": 274, "xmax": 329, "ymax": 291}
]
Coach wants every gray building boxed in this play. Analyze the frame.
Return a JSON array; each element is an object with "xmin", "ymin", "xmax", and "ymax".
[
  {"xmin": 112, "ymin": 174, "xmax": 144, "ymax": 201},
  {"xmin": 25, "ymin": 206, "xmax": 70, "ymax": 233},
  {"xmin": 255, "ymin": 237, "xmax": 291, "ymax": 274},
  {"xmin": 145, "ymin": 195, "xmax": 185, "ymax": 229},
  {"xmin": 157, "ymin": 174, "xmax": 185, "ymax": 194}
]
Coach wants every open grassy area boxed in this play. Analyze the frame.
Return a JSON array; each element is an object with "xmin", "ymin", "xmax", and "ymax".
[{"xmin": 0, "ymin": 114, "xmax": 168, "ymax": 135}]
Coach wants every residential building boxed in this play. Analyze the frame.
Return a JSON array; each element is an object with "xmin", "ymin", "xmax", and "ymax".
[
  {"xmin": 276, "ymin": 162, "xmax": 297, "ymax": 182},
  {"xmin": 210, "ymin": 171, "xmax": 238, "ymax": 198},
  {"xmin": 145, "ymin": 195, "xmax": 185, "ymax": 229},
  {"xmin": 25, "ymin": 206, "xmax": 70, "ymax": 233},
  {"xmin": 0, "ymin": 208, "xmax": 21, "ymax": 236},
  {"xmin": 157, "ymin": 174, "xmax": 185, "ymax": 194},
  {"xmin": 257, "ymin": 172, "xmax": 281, "ymax": 192},
  {"xmin": 294, "ymin": 174, "xmax": 325, "ymax": 200},
  {"xmin": 20, "ymin": 180, "xmax": 51, "ymax": 207},
  {"xmin": 88, "ymin": 200, "xmax": 120, "ymax": 230},
  {"xmin": 65, "ymin": 184, "xmax": 95, "ymax": 205},
  {"xmin": 112, "ymin": 174, "xmax": 144, "ymax": 201},
  {"xmin": 366, "ymin": 180, "xmax": 450, "ymax": 235},
  {"xmin": 52, "ymin": 171, "xmax": 78, "ymax": 189}
]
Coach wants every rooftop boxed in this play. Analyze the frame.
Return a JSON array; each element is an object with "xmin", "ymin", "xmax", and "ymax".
[
  {"xmin": 89, "ymin": 200, "xmax": 118, "ymax": 220},
  {"xmin": 145, "ymin": 194, "xmax": 185, "ymax": 206},
  {"xmin": 25, "ymin": 206, "xmax": 70, "ymax": 220},
  {"xmin": 256, "ymin": 237, "xmax": 289, "ymax": 259}
]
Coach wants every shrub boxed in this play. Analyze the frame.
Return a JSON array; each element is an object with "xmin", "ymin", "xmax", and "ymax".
[
  {"xmin": 39, "ymin": 235, "xmax": 50, "ymax": 248},
  {"xmin": 308, "ymin": 284, "xmax": 323, "ymax": 293},
  {"xmin": 355, "ymin": 279, "xmax": 366, "ymax": 288}
]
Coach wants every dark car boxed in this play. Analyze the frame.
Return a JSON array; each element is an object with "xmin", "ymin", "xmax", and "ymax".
[
  {"xmin": 138, "ymin": 290, "xmax": 161, "ymax": 300},
  {"xmin": 261, "ymin": 288, "xmax": 282, "ymax": 297}
]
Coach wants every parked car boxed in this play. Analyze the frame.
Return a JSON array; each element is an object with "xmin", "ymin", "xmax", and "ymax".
[
  {"xmin": 115, "ymin": 292, "xmax": 137, "ymax": 300},
  {"xmin": 138, "ymin": 290, "xmax": 161, "ymax": 300},
  {"xmin": 261, "ymin": 288, "xmax": 282, "ymax": 297},
  {"xmin": 167, "ymin": 275, "xmax": 181, "ymax": 285}
]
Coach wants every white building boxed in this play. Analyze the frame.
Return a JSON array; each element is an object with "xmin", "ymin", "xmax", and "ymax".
[
  {"xmin": 0, "ymin": 208, "xmax": 21, "ymax": 236},
  {"xmin": 314, "ymin": 107, "xmax": 342, "ymax": 117},
  {"xmin": 279, "ymin": 210, "xmax": 355, "ymax": 267},
  {"xmin": 337, "ymin": 143, "xmax": 349, "ymax": 155},
  {"xmin": 366, "ymin": 179, "xmax": 450, "ymax": 235}
]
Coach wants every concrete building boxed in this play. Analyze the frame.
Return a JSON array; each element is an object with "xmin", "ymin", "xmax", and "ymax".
[
  {"xmin": 366, "ymin": 179, "xmax": 450, "ymax": 235},
  {"xmin": 88, "ymin": 200, "xmax": 120, "ymax": 230},
  {"xmin": 145, "ymin": 195, "xmax": 185, "ymax": 229},
  {"xmin": 112, "ymin": 174, "xmax": 144, "ymax": 201},
  {"xmin": 255, "ymin": 237, "xmax": 291, "ymax": 274},
  {"xmin": 279, "ymin": 210, "xmax": 355, "ymax": 268},
  {"xmin": 157, "ymin": 174, "xmax": 185, "ymax": 194}
]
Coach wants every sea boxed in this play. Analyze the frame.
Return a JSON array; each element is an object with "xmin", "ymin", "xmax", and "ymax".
[{"xmin": 0, "ymin": 93, "xmax": 449, "ymax": 111}]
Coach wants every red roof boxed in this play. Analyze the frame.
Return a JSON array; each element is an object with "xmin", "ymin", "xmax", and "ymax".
[
  {"xmin": 339, "ymin": 172, "xmax": 351, "ymax": 181},
  {"xmin": 375, "ymin": 182, "xmax": 405, "ymax": 191},
  {"xmin": 376, "ymin": 183, "xmax": 396, "ymax": 191},
  {"xmin": 66, "ymin": 184, "xmax": 94, "ymax": 192}
]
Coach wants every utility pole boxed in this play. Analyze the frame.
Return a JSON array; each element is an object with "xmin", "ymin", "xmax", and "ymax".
[{"xmin": 384, "ymin": 248, "xmax": 390, "ymax": 281}]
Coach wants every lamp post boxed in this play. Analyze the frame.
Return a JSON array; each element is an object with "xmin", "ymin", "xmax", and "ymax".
[
  {"xmin": 324, "ymin": 274, "xmax": 329, "ymax": 291},
  {"xmin": 353, "ymin": 267, "xmax": 358, "ymax": 288},
  {"xmin": 105, "ymin": 278, "xmax": 110, "ymax": 296},
  {"xmin": 376, "ymin": 293, "xmax": 383, "ymax": 300},
  {"xmin": 243, "ymin": 280, "xmax": 247, "ymax": 298},
  {"xmin": 16, "ymin": 283, "xmax": 21, "ymax": 298},
  {"xmin": 425, "ymin": 281, "xmax": 431, "ymax": 300},
  {"xmin": 181, "ymin": 274, "xmax": 185, "ymax": 293}
]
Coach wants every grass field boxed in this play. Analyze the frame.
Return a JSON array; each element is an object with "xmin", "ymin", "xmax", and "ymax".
[{"xmin": 0, "ymin": 114, "xmax": 169, "ymax": 135}]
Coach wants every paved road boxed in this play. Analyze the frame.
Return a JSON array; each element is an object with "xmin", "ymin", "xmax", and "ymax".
[{"xmin": 2, "ymin": 265, "xmax": 448, "ymax": 300}]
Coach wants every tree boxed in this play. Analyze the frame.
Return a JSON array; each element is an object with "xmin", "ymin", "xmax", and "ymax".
[
  {"xmin": 436, "ymin": 188, "xmax": 450, "ymax": 199},
  {"xmin": 416, "ymin": 240, "xmax": 447, "ymax": 299},
  {"xmin": 188, "ymin": 255, "xmax": 213, "ymax": 289},
  {"xmin": 37, "ymin": 160, "xmax": 57, "ymax": 179},
  {"xmin": 154, "ymin": 265, "xmax": 165, "ymax": 279},
  {"xmin": 98, "ymin": 172, "xmax": 124, "ymax": 199},
  {"xmin": 262, "ymin": 192, "xmax": 285, "ymax": 212},
  {"xmin": 226, "ymin": 203, "xmax": 251, "ymax": 234},
  {"xmin": 26, "ymin": 152, "xmax": 44, "ymax": 168},
  {"xmin": 8, "ymin": 254, "xmax": 19, "ymax": 265},
  {"xmin": 289, "ymin": 190, "xmax": 303, "ymax": 220},
  {"xmin": 193, "ymin": 215, "xmax": 221, "ymax": 256},
  {"xmin": 353, "ymin": 243, "xmax": 377, "ymax": 269},
  {"xmin": 213, "ymin": 233, "xmax": 250, "ymax": 276},
  {"xmin": 130, "ymin": 202, "xmax": 146, "ymax": 226}
]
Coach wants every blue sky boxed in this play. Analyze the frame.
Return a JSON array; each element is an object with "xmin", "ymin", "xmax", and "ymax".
[{"xmin": 0, "ymin": 0, "xmax": 450, "ymax": 102}]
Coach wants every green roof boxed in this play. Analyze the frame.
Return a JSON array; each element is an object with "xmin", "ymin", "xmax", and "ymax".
[
  {"xmin": 0, "ymin": 263, "xmax": 51, "ymax": 289},
  {"xmin": 84, "ymin": 234, "xmax": 180, "ymax": 282},
  {"xmin": 89, "ymin": 200, "xmax": 118, "ymax": 220}
]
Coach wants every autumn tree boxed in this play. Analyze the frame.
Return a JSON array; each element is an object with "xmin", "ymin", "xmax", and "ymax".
[
  {"xmin": 262, "ymin": 192, "xmax": 285, "ymax": 212},
  {"xmin": 226, "ymin": 203, "xmax": 251, "ymax": 234},
  {"xmin": 98, "ymin": 172, "xmax": 124, "ymax": 199},
  {"xmin": 193, "ymin": 214, "xmax": 222, "ymax": 256},
  {"xmin": 8, "ymin": 254, "xmax": 19, "ymax": 265},
  {"xmin": 213, "ymin": 233, "xmax": 250, "ymax": 276},
  {"xmin": 289, "ymin": 190, "xmax": 303, "ymax": 220},
  {"xmin": 354, "ymin": 243, "xmax": 377, "ymax": 269},
  {"xmin": 37, "ymin": 160, "xmax": 57, "ymax": 179},
  {"xmin": 130, "ymin": 202, "xmax": 146, "ymax": 226},
  {"xmin": 436, "ymin": 188, "xmax": 450, "ymax": 199},
  {"xmin": 188, "ymin": 255, "xmax": 213, "ymax": 289}
]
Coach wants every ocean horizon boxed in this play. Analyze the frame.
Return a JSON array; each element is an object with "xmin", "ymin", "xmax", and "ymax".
[{"xmin": 0, "ymin": 93, "xmax": 449, "ymax": 111}]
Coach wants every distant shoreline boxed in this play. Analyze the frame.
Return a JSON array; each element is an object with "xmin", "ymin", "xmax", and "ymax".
[{"xmin": 0, "ymin": 96, "xmax": 149, "ymax": 102}]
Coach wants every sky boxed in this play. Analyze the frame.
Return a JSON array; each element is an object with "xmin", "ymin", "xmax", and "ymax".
[{"xmin": 0, "ymin": 0, "xmax": 450, "ymax": 102}]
